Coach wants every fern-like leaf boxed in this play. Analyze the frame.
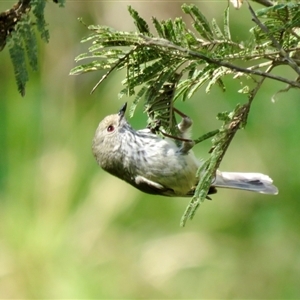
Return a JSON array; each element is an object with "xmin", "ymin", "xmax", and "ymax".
[
  {"xmin": 32, "ymin": 0, "xmax": 49, "ymax": 42},
  {"xmin": 20, "ymin": 15, "xmax": 38, "ymax": 71},
  {"xmin": 182, "ymin": 4, "xmax": 213, "ymax": 41},
  {"xmin": 223, "ymin": 6, "xmax": 231, "ymax": 40},
  {"xmin": 8, "ymin": 31, "xmax": 28, "ymax": 96},
  {"xmin": 128, "ymin": 6, "xmax": 151, "ymax": 35}
]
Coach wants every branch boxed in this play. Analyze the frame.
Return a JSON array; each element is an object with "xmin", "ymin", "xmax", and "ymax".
[
  {"xmin": 0, "ymin": 0, "xmax": 31, "ymax": 51},
  {"xmin": 246, "ymin": 0, "xmax": 300, "ymax": 76},
  {"xmin": 141, "ymin": 35, "xmax": 300, "ymax": 88}
]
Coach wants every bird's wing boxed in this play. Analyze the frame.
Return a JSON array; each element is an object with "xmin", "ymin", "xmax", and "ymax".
[
  {"xmin": 186, "ymin": 186, "xmax": 218, "ymax": 199},
  {"xmin": 134, "ymin": 175, "xmax": 175, "ymax": 196}
]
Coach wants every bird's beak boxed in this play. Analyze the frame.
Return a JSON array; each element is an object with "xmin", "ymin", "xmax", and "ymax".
[{"xmin": 118, "ymin": 103, "xmax": 127, "ymax": 119}]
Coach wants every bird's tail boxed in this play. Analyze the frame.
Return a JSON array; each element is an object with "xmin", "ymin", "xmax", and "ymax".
[{"xmin": 213, "ymin": 171, "xmax": 278, "ymax": 195}]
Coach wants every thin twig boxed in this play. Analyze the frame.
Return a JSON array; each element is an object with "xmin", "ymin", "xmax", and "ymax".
[
  {"xmin": 193, "ymin": 129, "xmax": 219, "ymax": 145},
  {"xmin": 90, "ymin": 46, "xmax": 138, "ymax": 94},
  {"xmin": 252, "ymin": 0, "xmax": 274, "ymax": 7},
  {"xmin": 271, "ymin": 75, "xmax": 300, "ymax": 102},
  {"xmin": 246, "ymin": 0, "xmax": 300, "ymax": 76}
]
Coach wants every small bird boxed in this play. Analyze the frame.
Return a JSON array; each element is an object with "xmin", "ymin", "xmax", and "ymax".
[{"xmin": 92, "ymin": 103, "xmax": 278, "ymax": 197}]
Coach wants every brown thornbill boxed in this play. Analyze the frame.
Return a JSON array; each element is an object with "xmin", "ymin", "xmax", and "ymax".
[{"xmin": 92, "ymin": 103, "xmax": 278, "ymax": 197}]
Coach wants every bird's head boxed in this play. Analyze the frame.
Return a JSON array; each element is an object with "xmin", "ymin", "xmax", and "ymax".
[{"xmin": 92, "ymin": 103, "xmax": 129, "ymax": 166}]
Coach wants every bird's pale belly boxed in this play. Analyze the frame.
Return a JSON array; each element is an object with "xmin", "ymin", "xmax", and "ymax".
[{"xmin": 139, "ymin": 149, "xmax": 200, "ymax": 196}]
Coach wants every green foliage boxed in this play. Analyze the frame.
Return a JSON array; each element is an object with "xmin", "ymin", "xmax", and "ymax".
[
  {"xmin": 21, "ymin": 15, "xmax": 38, "ymax": 71},
  {"xmin": 252, "ymin": 2, "xmax": 300, "ymax": 49},
  {"xmin": 181, "ymin": 104, "xmax": 247, "ymax": 226},
  {"xmin": 71, "ymin": 1, "xmax": 300, "ymax": 225},
  {"xmin": 4, "ymin": 0, "xmax": 65, "ymax": 96},
  {"xmin": 128, "ymin": 5, "xmax": 151, "ymax": 35},
  {"xmin": 32, "ymin": 0, "xmax": 50, "ymax": 42},
  {"xmin": 8, "ymin": 25, "xmax": 29, "ymax": 96}
]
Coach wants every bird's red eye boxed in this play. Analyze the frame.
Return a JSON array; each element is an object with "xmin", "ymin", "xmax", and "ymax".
[{"xmin": 107, "ymin": 125, "xmax": 114, "ymax": 132}]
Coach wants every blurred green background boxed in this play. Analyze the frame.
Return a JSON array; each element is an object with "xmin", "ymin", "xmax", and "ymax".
[{"xmin": 0, "ymin": 1, "xmax": 300, "ymax": 298}]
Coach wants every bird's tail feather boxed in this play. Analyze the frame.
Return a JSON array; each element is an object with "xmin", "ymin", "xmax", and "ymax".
[{"xmin": 214, "ymin": 171, "xmax": 278, "ymax": 195}]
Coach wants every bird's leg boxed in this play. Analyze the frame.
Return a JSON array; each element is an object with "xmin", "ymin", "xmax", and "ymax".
[
  {"xmin": 173, "ymin": 107, "xmax": 193, "ymax": 135},
  {"xmin": 155, "ymin": 107, "xmax": 195, "ymax": 153},
  {"xmin": 173, "ymin": 107, "xmax": 195, "ymax": 153}
]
